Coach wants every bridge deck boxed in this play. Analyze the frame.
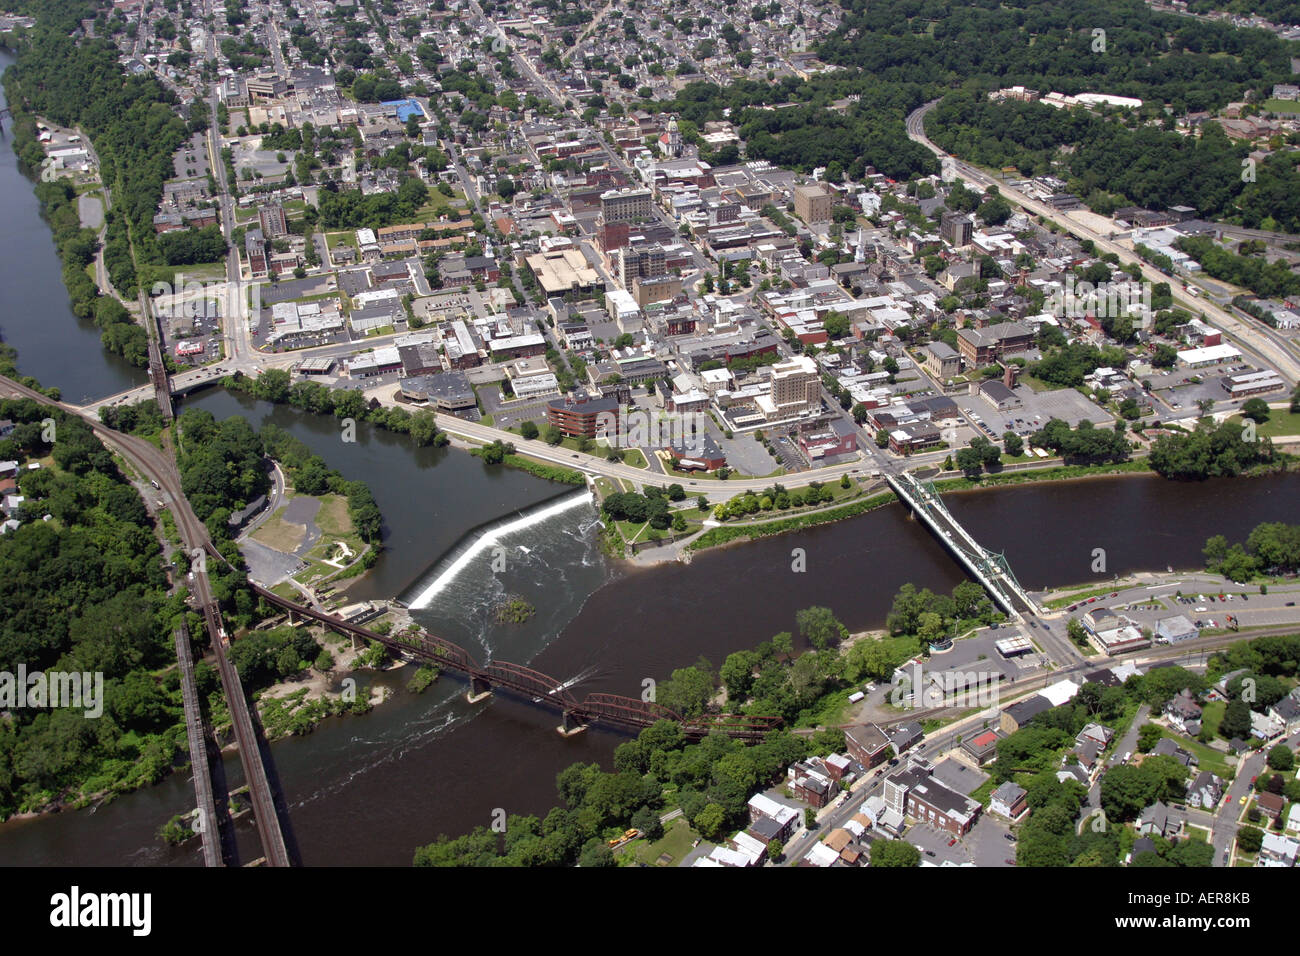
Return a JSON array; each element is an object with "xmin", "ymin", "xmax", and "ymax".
[
  {"xmin": 250, "ymin": 582, "xmax": 779, "ymax": 741},
  {"xmin": 887, "ymin": 472, "xmax": 1039, "ymax": 617},
  {"xmin": 174, "ymin": 623, "xmax": 224, "ymax": 867}
]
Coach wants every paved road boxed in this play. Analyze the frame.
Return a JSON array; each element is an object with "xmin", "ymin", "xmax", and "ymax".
[{"xmin": 906, "ymin": 101, "xmax": 1300, "ymax": 383}]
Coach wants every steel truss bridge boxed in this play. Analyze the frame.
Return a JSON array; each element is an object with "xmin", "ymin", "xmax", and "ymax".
[
  {"xmin": 246, "ymin": 578, "xmax": 782, "ymax": 741},
  {"xmin": 886, "ymin": 472, "xmax": 1041, "ymax": 618}
]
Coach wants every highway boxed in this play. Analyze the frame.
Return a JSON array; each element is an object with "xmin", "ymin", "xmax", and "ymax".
[{"xmin": 905, "ymin": 100, "xmax": 1300, "ymax": 383}]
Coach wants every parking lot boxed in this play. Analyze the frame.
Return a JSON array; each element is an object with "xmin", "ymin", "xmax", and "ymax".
[
  {"xmin": 1147, "ymin": 363, "xmax": 1273, "ymax": 414},
  {"xmin": 908, "ymin": 812, "xmax": 1016, "ymax": 867},
  {"xmin": 953, "ymin": 382, "xmax": 1114, "ymax": 442},
  {"xmin": 1057, "ymin": 577, "xmax": 1300, "ymax": 637},
  {"xmin": 172, "ymin": 132, "xmax": 209, "ymax": 180}
]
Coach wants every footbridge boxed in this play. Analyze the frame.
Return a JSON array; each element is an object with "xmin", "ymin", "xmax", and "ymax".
[{"xmin": 886, "ymin": 472, "xmax": 1041, "ymax": 618}]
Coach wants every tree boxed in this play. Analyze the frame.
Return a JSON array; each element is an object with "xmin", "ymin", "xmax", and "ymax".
[
  {"xmin": 694, "ymin": 803, "xmax": 728, "ymax": 842},
  {"xmin": 720, "ymin": 649, "xmax": 761, "ymax": 701},
  {"xmin": 1241, "ymin": 398, "xmax": 1270, "ymax": 423},
  {"xmin": 1137, "ymin": 723, "xmax": 1163, "ymax": 753},
  {"xmin": 656, "ymin": 665, "xmax": 713, "ymax": 718},
  {"xmin": 1002, "ymin": 431, "xmax": 1023, "ymax": 457},
  {"xmin": 519, "ymin": 420, "xmax": 539, "ymax": 441},
  {"xmin": 409, "ymin": 411, "xmax": 442, "ymax": 447},
  {"xmin": 543, "ymin": 424, "xmax": 564, "ymax": 445},
  {"xmin": 1099, "ymin": 764, "xmax": 1159, "ymax": 822},
  {"xmin": 870, "ymin": 840, "xmax": 920, "ymax": 867},
  {"xmin": 579, "ymin": 838, "xmax": 616, "ymax": 867},
  {"xmin": 1221, "ymin": 699, "xmax": 1252, "ymax": 741},
  {"xmin": 916, "ymin": 611, "xmax": 947, "ymax": 646},
  {"xmin": 630, "ymin": 805, "xmax": 663, "ymax": 842},
  {"xmin": 796, "ymin": 606, "xmax": 848, "ymax": 650},
  {"xmin": 956, "ymin": 445, "xmax": 985, "ymax": 478},
  {"xmin": 1266, "ymin": 743, "xmax": 1294, "ymax": 772},
  {"xmin": 1236, "ymin": 826, "xmax": 1264, "ymax": 854}
]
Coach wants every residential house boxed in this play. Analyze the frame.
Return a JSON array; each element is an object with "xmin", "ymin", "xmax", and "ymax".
[
  {"xmin": 1152, "ymin": 737, "xmax": 1198, "ymax": 769},
  {"xmin": 789, "ymin": 760, "xmax": 835, "ymax": 808},
  {"xmin": 1071, "ymin": 739, "xmax": 1105, "ymax": 776},
  {"xmin": 1268, "ymin": 695, "xmax": 1300, "ymax": 734},
  {"xmin": 1135, "ymin": 801, "xmax": 1185, "ymax": 839},
  {"xmin": 747, "ymin": 793, "xmax": 800, "ymax": 843},
  {"xmin": 1258, "ymin": 832, "xmax": 1298, "ymax": 868},
  {"xmin": 1076, "ymin": 723, "xmax": 1115, "ymax": 749},
  {"xmin": 1257, "ymin": 791, "xmax": 1285, "ymax": 822},
  {"xmin": 1185, "ymin": 771, "xmax": 1223, "ymax": 810},
  {"xmin": 989, "ymin": 781, "xmax": 1029, "ymax": 821},
  {"xmin": 1164, "ymin": 689, "xmax": 1203, "ymax": 736},
  {"xmin": 1285, "ymin": 804, "xmax": 1300, "ymax": 837}
]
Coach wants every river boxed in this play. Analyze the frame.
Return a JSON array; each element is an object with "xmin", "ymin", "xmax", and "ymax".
[
  {"xmin": 0, "ymin": 50, "xmax": 148, "ymax": 404},
  {"xmin": 0, "ymin": 44, "xmax": 1298, "ymax": 864}
]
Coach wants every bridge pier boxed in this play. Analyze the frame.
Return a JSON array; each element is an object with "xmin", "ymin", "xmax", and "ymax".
[
  {"xmin": 466, "ymin": 675, "xmax": 492, "ymax": 703},
  {"xmin": 557, "ymin": 710, "xmax": 588, "ymax": 736}
]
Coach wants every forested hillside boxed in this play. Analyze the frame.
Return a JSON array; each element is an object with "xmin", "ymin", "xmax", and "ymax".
[
  {"xmin": 821, "ymin": 0, "xmax": 1295, "ymax": 108},
  {"xmin": 0, "ymin": 399, "xmax": 187, "ymax": 818},
  {"xmin": 3, "ymin": 0, "xmax": 201, "ymax": 295},
  {"xmin": 925, "ymin": 90, "xmax": 1300, "ymax": 232}
]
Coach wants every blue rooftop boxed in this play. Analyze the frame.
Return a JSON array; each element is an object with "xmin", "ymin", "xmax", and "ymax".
[{"xmin": 382, "ymin": 98, "xmax": 425, "ymax": 122}]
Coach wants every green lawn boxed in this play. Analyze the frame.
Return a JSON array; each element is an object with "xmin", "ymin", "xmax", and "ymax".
[
  {"xmin": 1263, "ymin": 98, "xmax": 1300, "ymax": 114},
  {"xmin": 1200, "ymin": 700, "xmax": 1225, "ymax": 740},
  {"xmin": 1227, "ymin": 409, "xmax": 1300, "ymax": 439},
  {"xmin": 414, "ymin": 189, "xmax": 467, "ymax": 219},
  {"xmin": 970, "ymin": 776, "xmax": 999, "ymax": 807},
  {"xmin": 1017, "ymin": 372, "xmax": 1060, "ymax": 393},
  {"xmin": 1044, "ymin": 584, "xmax": 1122, "ymax": 609},
  {"xmin": 629, "ymin": 816, "xmax": 699, "ymax": 867},
  {"xmin": 1155, "ymin": 728, "xmax": 1235, "ymax": 780}
]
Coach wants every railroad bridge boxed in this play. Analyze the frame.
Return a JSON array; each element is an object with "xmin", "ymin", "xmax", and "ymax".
[{"xmin": 248, "ymin": 579, "xmax": 782, "ymax": 741}]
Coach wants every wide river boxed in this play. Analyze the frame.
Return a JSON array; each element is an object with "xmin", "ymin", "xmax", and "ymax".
[{"xmin": 0, "ymin": 51, "xmax": 1297, "ymax": 865}]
